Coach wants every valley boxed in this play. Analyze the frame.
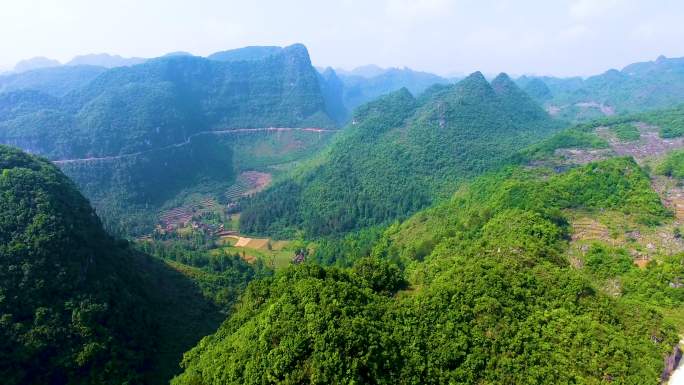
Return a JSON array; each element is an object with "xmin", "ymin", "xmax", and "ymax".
[{"xmin": 3, "ymin": 35, "xmax": 684, "ymax": 384}]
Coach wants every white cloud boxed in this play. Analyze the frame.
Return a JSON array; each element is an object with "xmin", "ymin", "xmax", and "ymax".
[{"xmin": 569, "ymin": 0, "xmax": 622, "ymax": 20}]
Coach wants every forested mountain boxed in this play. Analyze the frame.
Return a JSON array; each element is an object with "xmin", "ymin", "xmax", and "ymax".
[
  {"xmin": 517, "ymin": 55, "xmax": 684, "ymax": 121},
  {"xmin": 4, "ymin": 45, "xmax": 684, "ymax": 385},
  {"xmin": 0, "ymin": 145, "xmax": 249, "ymax": 384},
  {"xmin": 336, "ymin": 66, "xmax": 451, "ymax": 111},
  {"xmin": 239, "ymin": 72, "xmax": 562, "ymax": 237},
  {"xmin": 174, "ymin": 157, "xmax": 682, "ymax": 384},
  {"xmin": 0, "ymin": 43, "xmax": 335, "ymax": 159},
  {"xmin": 12, "ymin": 56, "xmax": 61, "ymax": 73},
  {"xmin": 0, "ymin": 65, "xmax": 107, "ymax": 97},
  {"xmin": 0, "ymin": 44, "xmax": 344, "ymax": 234}
]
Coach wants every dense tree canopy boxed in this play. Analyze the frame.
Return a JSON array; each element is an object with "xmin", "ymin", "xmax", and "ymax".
[
  {"xmin": 174, "ymin": 158, "xmax": 679, "ymax": 385},
  {"xmin": 240, "ymin": 72, "xmax": 562, "ymax": 238},
  {"xmin": 0, "ymin": 145, "xmax": 257, "ymax": 384}
]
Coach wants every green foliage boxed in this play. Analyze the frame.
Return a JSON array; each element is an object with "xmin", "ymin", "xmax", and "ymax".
[
  {"xmin": 584, "ymin": 243, "xmax": 635, "ymax": 278},
  {"xmin": 312, "ymin": 226, "xmax": 387, "ymax": 267},
  {"xmin": 610, "ymin": 122, "xmax": 640, "ymax": 141},
  {"xmin": 241, "ymin": 73, "xmax": 562, "ymax": 237},
  {"xmin": 174, "ymin": 160, "xmax": 677, "ymax": 384},
  {"xmin": 377, "ymin": 158, "xmax": 666, "ymax": 266},
  {"xmin": 640, "ymin": 104, "xmax": 684, "ymax": 138},
  {"xmin": 530, "ymin": 56, "xmax": 684, "ymax": 121},
  {"xmin": 521, "ymin": 126, "xmax": 608, "ymax": 159},
  {"xmin": 0, "ymin": 145, "xmax": 154, "ymax": 384},
  {"xmin": 351, "ymin": 257, "xmax": 406, "ymax": 295},
  {"xmin": 137, "ymin": 239, "xmax": 269, "ymax": 311},
  {"xmin": 656, "ymin": 148, "xmax": 684, "ymax": 178},
  {"xmin": 548, "ymin": 158, "xmax": 666, "ymax": 223},
  {"xmin": 622, "ymin": 255, "xmax": 684, "ymax": 307},
  {"xmin": 0, "ymin": 145, "xmax": 243, "ymax": 384},
  {"xmin": 173, "ymin": 264, "xmax": 399, "ymax": 385},
  {"xmin": 0, "ymin": 44, "xmax": 343, "ymax": 236}
]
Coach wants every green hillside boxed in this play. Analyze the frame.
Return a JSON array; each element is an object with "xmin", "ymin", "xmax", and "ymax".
[
  {"xmin": 60, "ymin": 128, "xmax": 335, "ymax": 235},
  {"xmin": 0, "ymin": 44, "xmax": 344, "ymax": 235},
  {"xmin": 0, "ymin": 145, "xmax": 263, "ymax": 384},
  {"xmin": 518, "ymin": 55, "xmax": 684, "ymax": 122},
  {"xmin": 0, "ymin": 44, "xmax": 335, "ymax": 160},
  {"xmin": 239, "ymin": 72, "xmax": 562, "ymax": 237},
  {"xmin": 173, "ymin": 157, "xmax": 681, "ymax": 385}
]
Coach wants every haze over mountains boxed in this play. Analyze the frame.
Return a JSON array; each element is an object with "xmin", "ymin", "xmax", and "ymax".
[
  {"xmin": 3, "ymin": 40, "xmax": 684, "ymax": 385},
  {"xmin": 518, "ymin": 55, "xmax": 684, "ymax": 121}
]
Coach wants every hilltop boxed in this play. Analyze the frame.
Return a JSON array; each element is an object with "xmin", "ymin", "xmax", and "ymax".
[
  {"xmin": 0, "ymin": 145, "xmax": 256, "ymax": 384},
  {"xmin": 239, "ymin": 72, "xmax": 561, "ymax": 237},
  {"xmin": 0, "ymin": 44, "xmax": 344, "ymax": 235}
]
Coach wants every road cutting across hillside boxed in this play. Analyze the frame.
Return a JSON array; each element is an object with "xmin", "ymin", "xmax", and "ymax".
[{"xmin": 52, "ymin": 127, "xmax": 336, "ymax": 165}]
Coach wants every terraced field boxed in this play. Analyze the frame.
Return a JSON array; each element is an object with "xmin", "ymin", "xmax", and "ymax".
[
  {"xmin": 159, "ymin": 198, "xmax": 219, "ymax": 228},
  {"xmin": 536, "ymin": 120, "xmax": 684, "ymax": 270},
  {"xmin": 225, "ymin": 171, "xmax": 272, "ymax": 202},
  {"xmin": 570, "ymin": 217, "xmax": 611, "ymax": 242}
]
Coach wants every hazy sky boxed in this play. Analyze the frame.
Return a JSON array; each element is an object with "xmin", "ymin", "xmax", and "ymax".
[{"xmin": 2, "ymin": 0, "xmax": 683, "ymax": 77}]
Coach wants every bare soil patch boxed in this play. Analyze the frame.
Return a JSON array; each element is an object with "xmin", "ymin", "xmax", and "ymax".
[
  {"xmin": 234, "ymin": 237, "xmax": 252, "ymax": 247},
  {"xmin": 554, "ymin": 148, "xmax": 613, "ymax": 165},
  {"xmin": 597, "ymin": 123, "xmax": 684, "ymax": 162}
]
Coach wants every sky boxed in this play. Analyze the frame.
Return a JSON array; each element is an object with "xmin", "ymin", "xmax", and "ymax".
[{"xmin": 1, "ymin": 0, "xmax": 683, "ymax": 77}]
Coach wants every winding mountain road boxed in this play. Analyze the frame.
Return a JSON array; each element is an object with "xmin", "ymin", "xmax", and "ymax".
[{"xmin": 52, "ymin": 127, "xmax": 335, "ymax": 165}]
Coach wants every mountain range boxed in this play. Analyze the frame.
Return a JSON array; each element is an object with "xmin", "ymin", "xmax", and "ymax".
[
  {"xmin": 239, "ymin": 72, "xmax": 562, "ymax": 237},
  {"xmin": 518, "ymin": 55, "xmax": 684, "ymax": 121},
  {"xmin": 2, "ymin": 42, "xmax": 684, "ymax": 385}
]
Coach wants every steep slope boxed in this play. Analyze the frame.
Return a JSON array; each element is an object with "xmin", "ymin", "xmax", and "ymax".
[
  {"xmin": 520, "ymin": 77, "xmax": 552, "ymax": 103},
  {"xmin": 239, "ymin": 72, "xmax": 562, "ymax": 237},
  {"xmin": 0, "ymin": 43, "xmax": 335, "ymax": 159},
  {"xmin": 173, "ymin": 158, "xmax": 680, "ymax": 385},
  {"xmin": 0, "ymin": 144, "xmax": 234, "ymax": 384},
  {"xmin": 0, "ymin": 44, "xmax": 341, "ymax": 235},
  {"xmin": 317, "ymin": 67, "xmax": 348, "ymax": 124}
]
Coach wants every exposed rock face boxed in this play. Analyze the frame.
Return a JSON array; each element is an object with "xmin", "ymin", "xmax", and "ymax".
[{"xmin": 662, "ymin": 344, "xmax": 683, "ymax": 382}]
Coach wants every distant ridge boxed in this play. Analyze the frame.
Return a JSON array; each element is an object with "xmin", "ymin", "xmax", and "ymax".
[
  {"xmin": 13, "ymin": 56, "xmax": 61, "ymax": 73},
  {"xmin": 66, "ymin": 53, "xmax": 147, "ymax": 68},
  {"xmin": 516, "ymin": 54, "xmax": 684, "ymax": 121},
  {"xmin": 208, "ymin": 45, "xmax": 284, "ymax": 62}
]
